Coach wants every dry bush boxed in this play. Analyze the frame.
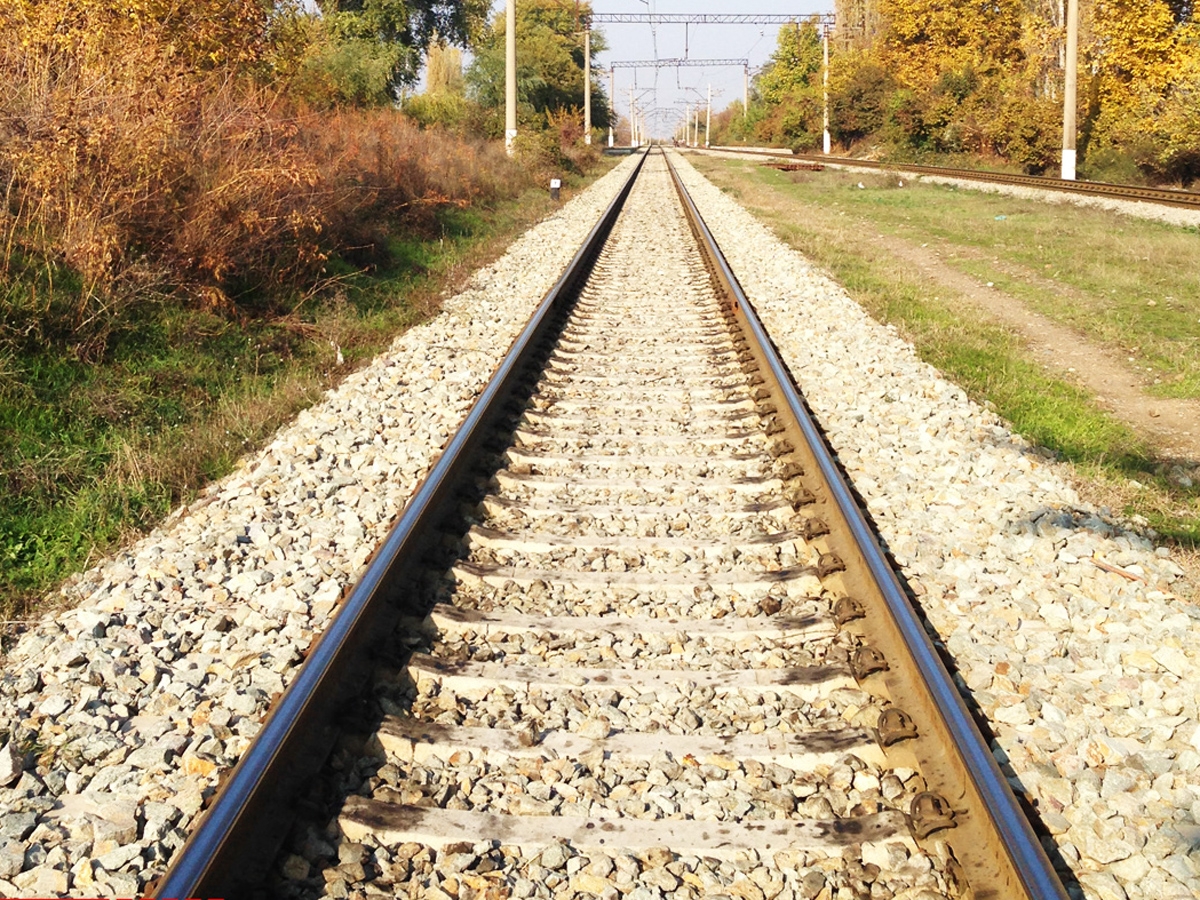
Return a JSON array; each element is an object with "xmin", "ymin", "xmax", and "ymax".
[{"xmin": 0, "ymin": 0, "xmax": 529, "ymax": 349}]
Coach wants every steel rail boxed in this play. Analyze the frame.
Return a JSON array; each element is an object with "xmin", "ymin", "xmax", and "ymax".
[
  {"xmin": 154, "ymin": 149, "xmax": 650, "ymax": 899},
  {"xmin": 662, "ymin": 149, "xmax": 1070, "ymax": 900},
  {"xmin": 702, "ymin": 145, "xmax": 1200, "ymax": 210}
]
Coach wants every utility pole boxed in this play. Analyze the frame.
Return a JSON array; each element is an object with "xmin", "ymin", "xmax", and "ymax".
[
  {"xmin": 629, "ymin": 84, "xmax": 636, "ymax": 146},
  {"xmin": 583, "ymin": 29, "xmax": 592, "ymax": 145},
  {"xmin": 705, "ymin": 83, "xmax": 711, "ymax": 148},
  {"xmin": 822, "ymin": 25, "xmax": 831, "ymax": 154},
  {"xmin": 743, "ymin": 65, "xmax": 749, "ymax": 120},
  {"xmin": 608, "ymin": 67, "xmax": 614, "ymax": 147},
  {"xmin": 1061, "ymin": 0, "xmax": 1079, "ymax": 179},
  {"xmin": 505, "ymin": 0, "xmax": 517, "ymax": 154}
]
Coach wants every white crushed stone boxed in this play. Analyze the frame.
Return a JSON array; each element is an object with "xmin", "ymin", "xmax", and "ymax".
[
  {"xmin": 0, "ymin": 155, "xmax": 641, "ymax": 896},
  {"xmin": 672, "ymin": 149, "xmax": 1200, "ymax": 900}
]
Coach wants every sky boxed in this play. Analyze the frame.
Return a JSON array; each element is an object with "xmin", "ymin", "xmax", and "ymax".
[{"xmin": 576, "ymin": 0, "xmax": 833, "ymax": 138}]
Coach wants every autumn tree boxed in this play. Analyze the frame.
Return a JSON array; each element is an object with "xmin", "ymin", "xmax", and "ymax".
[
  {"xmin": 402, "ymin": 39, "xmax": 471, "ymax": 129},
  {"xmin": 426, "ymin": 40, "xmax": 464, "ymax": 93},
  {"xmin": 725, "ymin": 0, "xmax": 1200, "ymax": 179},
  {"xmin": 750, "ymin": 20, "xmax": 826, "ymax": 149}
]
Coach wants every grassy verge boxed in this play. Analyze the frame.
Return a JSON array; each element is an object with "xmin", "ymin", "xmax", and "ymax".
[
  {"xmin": 0, "ymin": 169, "xmax": 612, "ymax": 618},
  {"xmin": 690, "ymin": 155, "xmax": 1200, "ymax": 550}
]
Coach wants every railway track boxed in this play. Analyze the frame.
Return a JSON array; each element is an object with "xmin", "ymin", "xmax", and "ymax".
[
  {"xmin": 700, "ymin": 145, "xmax": 1200, "ymax": 210},
  {"xmin": 156, "ymin": 150, "xmax": 1069, "ymax": 900}
]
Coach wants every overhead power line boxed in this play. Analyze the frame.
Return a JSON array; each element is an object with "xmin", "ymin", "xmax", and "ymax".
[
  {"xmin": 590, "ymin": 13, "xmax": 835, "ymax": 25},
  {"xmin": 609, "ymin": 57, "xmax": 749, "ymax": 69}
]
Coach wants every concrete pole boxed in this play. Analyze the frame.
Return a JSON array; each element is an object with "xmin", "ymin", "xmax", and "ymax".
[
  {"xmin": 1061, "ymin": 0, "xmax": 1079, "ymax": 179},
  {"xmin": 822, "ymin": 28, "xmax": 831, "ymax": 154},
  {"xmin": 705, "ymin": 84, "xmax": 711, "ymax": 148},
  {"xmin": 743, "ymin": 66, "xmax": 749, "ymax": 120},
  {"xmin": 583, "ymin": 29, "xmax": 592, "ymax": 145},
  {"xmin": 608, "ymin": 67, "xmax": 614, "ymax": 147},
  {"xmin": 505, "ymin": 0, "xmax": 517, "ymax": 154},
  {"xmin": 628, "ymin": 84, "xmax": 635, "ymax": 147}
]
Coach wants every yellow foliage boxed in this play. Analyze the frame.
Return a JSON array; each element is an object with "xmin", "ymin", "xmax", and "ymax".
[{"xmin": 876, "ymin": 0, "xmax": 1023, "ymax": 88}]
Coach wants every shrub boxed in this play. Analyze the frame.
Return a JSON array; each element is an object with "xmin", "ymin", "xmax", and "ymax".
[
  {"xmin": 1, "ymin": 1, "xmax": 527, "ymax": 353},
  {"xmin": 1079, "ymin": 145, "xmax": 1154, "ymax": 185},
  {"xmin": 985, "ymin": 92, "xmax": 1062, "ymax": 174},
  {"xmin": 830, "ymin": 59, "xmax": 896, "ymax": 148}
]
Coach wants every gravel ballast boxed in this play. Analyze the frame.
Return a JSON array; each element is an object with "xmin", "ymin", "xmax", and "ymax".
[
  {"xmin": 672, "ymin": 150, "xmax": 1199, "ymax": 900},
  {"xmin": 0, "ymin": 156, "xmax": 641, "ymax": 896},
  {"xmin": 1, "ymin": 146, "xmax": 1195, "ymax": 900}
]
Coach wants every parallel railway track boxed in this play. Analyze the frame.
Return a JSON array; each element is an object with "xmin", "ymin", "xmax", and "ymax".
[
  {"xmin": 700, "ymin": 145, "xmax": 1200, "ymax": 210},
  {"xmin": 156, "ymin": 150, "xmax": 1070, "ymax": 900}
]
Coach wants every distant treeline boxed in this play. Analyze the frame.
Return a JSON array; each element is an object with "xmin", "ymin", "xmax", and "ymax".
[{"xmin": 711, "ymin": 0, "xmax": 1199, "ymax": 184}]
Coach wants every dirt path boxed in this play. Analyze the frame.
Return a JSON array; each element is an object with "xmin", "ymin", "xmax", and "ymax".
[
  {"xmin": 694, "ymin": 160, "xmax": 1200, "ymax": 463},
  {"xmin": 877, "ymin": 234, "xmax": 1200, "ymax": 461}
]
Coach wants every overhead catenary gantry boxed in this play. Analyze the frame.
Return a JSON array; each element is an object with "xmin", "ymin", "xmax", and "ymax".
[
  {"xmin": 504, "ymin": 9, "xmax": 846, "ymax": 152},
  {"xmin": 589, "ymin": 13, "xmax": 835, "ymax": 25},
  {"xmin": 599, "ymin": 13, "xmax": 837, "ymax": 146},
  {"xmin": 609, "ymin": 57, "xmax": 751, "ymax": 149},
  {"xmin": 609, "ymin": 58, "xmax": 749, "ymax": 69}
]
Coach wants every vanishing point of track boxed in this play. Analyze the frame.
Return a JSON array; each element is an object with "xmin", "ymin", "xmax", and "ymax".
[{"xmin": 156, "ymin": 150, "xmax": 1070, "ymax": 900}]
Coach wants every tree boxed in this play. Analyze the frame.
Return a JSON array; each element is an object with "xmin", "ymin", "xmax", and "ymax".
[
  {"xmin": 829, "ymin": 52, "xmax": 896, "ymax": 146},
  {"xmin": 315, "ymin": 0, "xmax": 490, "ymax": 99},
  {"xmin": 426, "ymin": 40, "xmax": 464, "ymax": 93},
  {"xmin": 877, "ymin": 0, "xmax": 1024, "ymax": 88},
  {"xmin": 402, "ymin": 39, "xmax": 471, "ymax": 129},
  {"xmin": 756, "ymin": 19, "xmax": 823, "ymax": 106},
  {"xmin": 465, "ymin": 0, "xmax": 609, "ymax": 134}
]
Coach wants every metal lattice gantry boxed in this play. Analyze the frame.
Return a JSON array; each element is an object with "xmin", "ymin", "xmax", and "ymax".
[
  {"xmin": 608, "ymin": 58, "xmax": 751, "ymax": 149},
  {"xmin": 609, "ymin": 58, "xmax": 749, "ymax": 69},
  {"xmin": 595, "ymin": 11, "xmax": 838, "ymax": 148},
  {"xmin": 589, "ymin": 13, "xmax": 835, "ymax": 26}
]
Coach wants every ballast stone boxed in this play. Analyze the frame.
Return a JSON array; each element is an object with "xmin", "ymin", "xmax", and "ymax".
[
  {"xmin": 671, "ymin": 150, "xmax": 1198, "ymax": 900},
  {"xmin": 0, "ymin": 155, "xmax": 643, "ymax": 893}
]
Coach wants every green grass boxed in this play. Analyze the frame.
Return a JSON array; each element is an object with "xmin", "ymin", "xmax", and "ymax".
[
  {"xmin": 0, "ymin": 169, "xmax": 612, "ymax": 618},
  {"xmin": 693, "ymin": 156, "xmax": 1200, "ymax": 548},
  {"xmin": 755, "ymin": 165, "xmax": 1200, "ymax": 399}
]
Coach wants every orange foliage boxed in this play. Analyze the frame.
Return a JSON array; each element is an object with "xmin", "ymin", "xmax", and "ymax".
[{"xmin": 1, "ymin": 0, "xmax": 525, "ymax": 321}]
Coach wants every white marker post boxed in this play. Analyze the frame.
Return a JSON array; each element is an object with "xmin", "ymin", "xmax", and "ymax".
[{"xmin": 1061, "ymin": 0, "xmax": 1079, "ymax": 180}]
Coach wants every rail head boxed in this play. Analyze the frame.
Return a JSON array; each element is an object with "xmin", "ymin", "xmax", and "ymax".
[
  {"xmin": 153, "ymin": 149, "xmax": 651, "ymax": 899},
  {"xmin": 662, "ymin": 148, "xmax": 1070, "ymax": 900}
]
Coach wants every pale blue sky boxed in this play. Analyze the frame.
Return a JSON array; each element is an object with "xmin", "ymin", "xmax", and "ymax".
[{"xmin": 587, "ymin": 0, "xmax": 831, "ymax": 136}]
